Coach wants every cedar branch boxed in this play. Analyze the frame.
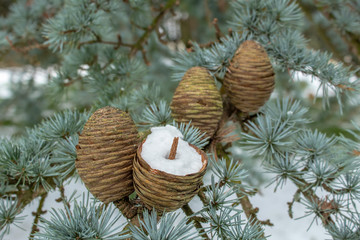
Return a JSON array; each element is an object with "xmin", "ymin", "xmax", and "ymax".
[
  {"xmin": 129, "ymin": 0, "xmax": 179, "ymax": 57},
  {"xmin": 29, "ymin": 192, "xmax": 48, "ymax": 239},
  {"xmin": 181, "ymin": 204, "xmax": 209, "ymax": 240}
]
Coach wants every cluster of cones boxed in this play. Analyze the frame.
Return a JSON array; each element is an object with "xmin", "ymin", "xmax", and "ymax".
[
  {"xmin": 75, "ymin": 40, "xmax": 275, "ymax": 217},
  {"xmin": 76, "ymin": 106, "xmax": 208, "ymax": 215}
]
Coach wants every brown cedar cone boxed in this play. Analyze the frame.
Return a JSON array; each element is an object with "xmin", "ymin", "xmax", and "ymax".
[
  {"xmin": 76, "ymin": 106, "xmax": 139, "ymax": 204},
  {"xmin": 133, "ymin": 139, "xmax": 208, "ymax": 212},
  {"xmin": 170, "ymin": 66, "xmax": 223, "ymax": 139},
  {"xmin": 224, "ymin": 40, "xmax": 275, "ymax": 113}
]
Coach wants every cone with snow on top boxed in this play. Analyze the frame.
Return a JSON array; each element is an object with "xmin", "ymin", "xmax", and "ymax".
[{"xmin": 133, "ymin": 125, "xmax": 208, "ymax": 212}]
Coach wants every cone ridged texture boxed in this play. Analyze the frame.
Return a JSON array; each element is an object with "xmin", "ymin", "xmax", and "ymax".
[
  {"xmin": 171, "ymin": 66, "xmax": 223, "ymax": 139},
  {"xmin": 76, "ymin": 106, "xmax": 138, "ymax": 204},
  {"xmin": 224, "ymin": 40, "xmax": 275, "ymax": 113},
  {"xmin": 133, "ymin": 140, "xmax": 208, "ymax": 212}
]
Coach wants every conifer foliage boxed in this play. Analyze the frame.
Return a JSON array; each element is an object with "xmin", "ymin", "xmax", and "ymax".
[{"xmin": 0, "ymin": 0, "xmax": 360, "ymax": 239}]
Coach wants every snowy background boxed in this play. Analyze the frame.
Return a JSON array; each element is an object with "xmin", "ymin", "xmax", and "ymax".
[{"xmin": 0, "ymin": 69, "xmax": 329, "ymax": 240}]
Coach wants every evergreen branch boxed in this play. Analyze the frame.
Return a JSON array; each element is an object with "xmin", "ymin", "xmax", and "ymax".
[
  {"xmin": 313, "ymin": 1, "xmax": 360, "ymax": 69},
  {"xmin": 265, "ymin": 31, "xmax": 359, "ymax": 110},
  {"xmin": 15, "ymin": 187, "xmax": 47, "ymax": 215},
  {"xmin": 197, "ymin": 187, "xmax": 208, "ymax": 206},
  {"xmin": 187, "ymin": 40, "xmax": 216, "ymax": 49},
  {"xmin": 287, "ymin": 189, "xmax": 301, "ymax": 219},
  {"xmin": 129, "ymin": 0, "xmax": 179, "ymax": 58},
  {"xmin": 203, "ymin": 98, "xmax": 272, "ymax": 230},
  {"xmin": 29, "ymin": 192, "xmax": 48, "ymax": 240},
  {"xmin": 134, "ymin": 101, "xmax": 172, "ymax": 130},
  {"xmin": 172, "ymin": 121, "xmax": 209, "ymax": 149},
  {"xmin": 77, "ymin": 34, "xmax": 133, "ymax": 49},
  {"xmin": 211, "ymin": 157, "xmax": 248, "ymax": 186},
  {"xmin": 129, "ymin": 209, "xmax": 200, "ymax": 240},
  {"xmin": 296, "ymin": 129, "xmax": 337, "ymax": 160},
  {"xmin": 212, "ymin": 18, "xmax": 223, "ymax": 41},
  {"xmin": 298, "ymin": 1, "xmax": 348, "ymax": 65},
  {"xmin": 51, "ymin": 136, "xmax": 78, "ymax": 179},
  {"xmin": 237, "ymin": 192, "xmax": 273, "ymax": 227},
  {"xmin": 204, "ymin": 176, "xmax": 238, "ymax": 209},
  {"xmin": 242, "ymin": 98, "xmax": 360, "ymax": 232},
  {"xmin": 190, "ymin": 216, "xmax": 207, "ymax": 223},
  {"xmin": 326, "ymin": 218, "xmax": 360, "ymax": 239},
  {"xmin": 33, "ymin": 110, "xmax": 90, "ymax": 140},
  {"xmin": 140, "ymin": 48, "xmax": 150, "ymax": 65},
  {"xmin": 0, "ymin": 198, "xmax": 26, "ymax": 238},
  {"xmin": 36, "ymin": 194, "xmax": 129, "ymax": 240},
  {"xmin": 264, "ymin": 153, "xmax": 304, "ymax": 192},
  {"xmin": 56, "ymin": 184, "xmax": 70, "ymax": 216},
  {"xmin": 128, "ymin": 83, "xmax": 162, "ymax": 108},
  {"xmin": 5, "ymin": 36, "xmax": 50, "ymax": 54},
  {"xmin": 181, "ymin": 204, "xmax": 209, "ymax": 240},
  {"xmin": 304, "ymin": 160, "xmax": 339, "ymax": 189},
  {"xmin": 241, "ymin": 114, "xmax": 295, "ymax": 162},
  {"xmin": 172, "ymin": 32, "xmax": 248, "ymax": 81},
  {"xmin": 290, "ymin": 175, "xmax": 335, "ymax": 227},
  {"xmin": 323, "ymin": 173, "xmax": 360, "ymax": 198},
  {"xmin": 201, "ymin": 181, "xmax": 225, "ymax": 192},
  {"xmin": 225, "ymin": 215, "xmax": 267, "ymax": 240},
  {"xmin": 261, "ymin": 97, "xmax": 310, "ymax": 126}
]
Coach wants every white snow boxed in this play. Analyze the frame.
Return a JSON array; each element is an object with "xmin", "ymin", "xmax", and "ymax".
[{"xmin": 141, "ymin": 125, "xmax": 203, "ymax": 176}]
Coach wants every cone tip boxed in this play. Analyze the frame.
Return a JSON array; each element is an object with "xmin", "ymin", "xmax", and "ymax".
[
  {"xmin": 186, "ymin": 66, "xmax": 210, "ymax": 75},
  {"xmin": 242, "ymin": 39, "xmax": 263, "ymax": 48}
]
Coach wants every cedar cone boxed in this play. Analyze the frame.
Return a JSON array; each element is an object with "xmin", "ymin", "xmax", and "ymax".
[
  {"xmin": 76, "ymin": 106, "xmax": 139, "ymax": 204},
  {"xmin": 133, "ymin": 139, "xmax": 208, "ymax": 212},
  {"xmin": 170, "ymin": 66, "xmax": 223, "ymax": 139},
  {"xmin": 224, "ymin": 40, "xmax": 275, "ymax": 113}
]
